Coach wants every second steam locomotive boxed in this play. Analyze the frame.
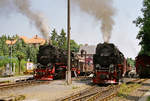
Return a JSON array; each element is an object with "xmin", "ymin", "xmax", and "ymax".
[
  {"xmin": 34, "ymin": 44, "xmax": 79, "ymax": 80},
  {"xmin": 93, "ymin": 43, "xmax": 127, "ymax": 84}
]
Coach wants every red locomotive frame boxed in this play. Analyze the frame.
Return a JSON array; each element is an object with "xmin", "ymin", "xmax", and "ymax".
[
  {"xmin": 93, "ymin": 59, "xmax": 127, "ymax": 84},
  {"xmin": 34, "ymin": 63, "xmax": 66, "ymax": 80},
  {"xmin": 34, "ymin": 63, "xmax": 80, "ymax": 80}
]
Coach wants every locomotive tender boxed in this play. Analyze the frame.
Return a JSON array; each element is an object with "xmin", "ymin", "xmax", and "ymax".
[{"xmin": 93, "ymin": 43, "xmax": 126, "ymax": 84}]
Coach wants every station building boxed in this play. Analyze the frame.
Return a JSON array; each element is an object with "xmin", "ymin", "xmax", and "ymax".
[
  {"xmin": 6, "ymin": 35, "xmax": 46, "ymax": 47},
  {"xmin": 78, "ymin": 44, "xmax": 96, "ymax": 73}
]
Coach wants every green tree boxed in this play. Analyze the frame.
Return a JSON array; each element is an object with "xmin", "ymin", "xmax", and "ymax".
[
  {"xmin": 0, "ymin": 56, "xmax": 9, "ymax": 68},
  {"xmin": 70, "ymin": 40, "xmax": 80, "ymax": 52},
  {"xmin": 0, "ymin": 35, "xmax": 42, "ymax": 75},
  {"xmin": 58, "ymin": 29, "xmax": 67, "ymax": 49},
  {"xmin": 26, "ymin": 45, "xmax": 39, "ymax": 63},
  {"xmin": 51, "ymin": 29, "xmax": 59, "ymax": 46},
  {"xmin": 51, "ymin": 29, "xmax": 80, "ymax": 52},
  {"xmin": 134, "ymin": 0, "xmax": 150, "ymax": 56},
  {"xmin": 0, "ymin": 35, "xmax": 9, "ymax": 56},
  {"xmin": 14, "ymin": 38, "xmax": 26, "ymax": 53},
  {"xmin": 127, "ymin": 58, "xmax": 135, "ymax": 67},
  {"xmin": 15, "ymin": 51, "xmax": 25, "ymax": 74}
]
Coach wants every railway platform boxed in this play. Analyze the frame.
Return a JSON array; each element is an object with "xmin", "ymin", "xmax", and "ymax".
[{"xmin": 0, "ymin": 75, "xmax": 33, "ymax": 83}]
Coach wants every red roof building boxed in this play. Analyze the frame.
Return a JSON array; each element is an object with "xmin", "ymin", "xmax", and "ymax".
[{"xmin": 6, "ymin": 35, "xmax": 46, "ymax": 46}]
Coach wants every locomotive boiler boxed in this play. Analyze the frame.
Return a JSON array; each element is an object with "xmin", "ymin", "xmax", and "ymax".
[{"xmin": 93, "ymin": 43, "xmax": 126, "ymax": 84}]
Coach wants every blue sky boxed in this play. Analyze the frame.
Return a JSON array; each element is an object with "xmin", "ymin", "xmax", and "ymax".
[{"xmin": 0, "ymin": 0, "xmax": 143, "ymax": 58}]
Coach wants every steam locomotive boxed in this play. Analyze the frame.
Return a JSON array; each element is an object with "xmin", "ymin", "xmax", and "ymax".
[
  {"xmin": 34, "ymin": 44, "xmax": 79, "ymax": 80},
  {"xmin": 93, "ymin": 43, "xmax": 127, "ymax": 84},
  {"xmin": 135, "ymin": 54, "xmax": 150, "ymax": 78}
]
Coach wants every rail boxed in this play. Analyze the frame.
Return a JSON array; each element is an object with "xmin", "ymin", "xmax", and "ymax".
[
  {"xmin": 60, "ymin": 78, "xmax": 148, "ymax": 101},
  {"xmin": 0, "ymin": 80, "xmax": 50, "ymax": 91},
  {"xmin": 91, "ymin": 78, "xmax": 148, "ymax": 101}
]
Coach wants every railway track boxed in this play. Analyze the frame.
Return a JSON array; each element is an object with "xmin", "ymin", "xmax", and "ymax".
[
  {"xmin": 72, "ymin": 76, "xmax": 92, "ymax": 81},
  {"xmin": 90, "ymin": 78, "xmax": 148, "ymax": 101},
  {"xmin": 0, "ymin": 80, "xmax": 50, "ymax": 91},
  {"xmin": 60, "ymin": 78, "xmax": 149, "ymax": 101},
  {"xmin": 0, "ymin": 95, "xmax": 26, "ymax": 101},
  {"xmin": 60, "ymin": 85, "xmax": 104, "ymax": 101},
  {"xmin": 0, "ymin": 76, "xmax": 90, "ymax": 91}
]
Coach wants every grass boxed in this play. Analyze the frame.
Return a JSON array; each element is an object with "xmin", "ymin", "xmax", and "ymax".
[
  {"xmin": 16, "ymin": 95, "xmax": 26, "ymax": 101},
  {"xmin": 0, "ymin": 59, "xmax": 28, "ymax": 76},
  {"xmin": 117, "ymin": 83, "xmax": 141, "ymax": 98},
  {"xmin": 147, "ymin": 96, "xmax": 150, "ymax": 101},
  {"xmin": 0, "ymin": 80, "xmax": 10, "ymax": 83},
  {"xmin": 9, "ymin": 94, "xmax": 26, "ymax": 101},
  {"xmin": 72, "ymin": 86, "xmax": 79, "ymax": 89}
]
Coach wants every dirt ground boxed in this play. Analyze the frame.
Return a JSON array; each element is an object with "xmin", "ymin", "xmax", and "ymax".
[
  {"xmin": 1, "ymin": 78, "xmax": 150, "ymax": 101},
  {"xmin": 0, "ymin": 79, "xmax": 92, "ymax": 101}
]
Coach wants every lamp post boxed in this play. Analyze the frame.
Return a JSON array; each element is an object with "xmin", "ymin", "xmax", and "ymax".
[
  {"xmin": 81, "ymin": 50, "xmax": 87, "ymax": 76},
  {"xmin": 10, "ymin": 39, "xmax": 14, "ymax": 74},
  {"xmin": 66, "ymin": 0, "xmax": 72, "ymax": 85},
  {"xmin": 84, "ymin": 50, "xmax": 87, "ymax": 76}
]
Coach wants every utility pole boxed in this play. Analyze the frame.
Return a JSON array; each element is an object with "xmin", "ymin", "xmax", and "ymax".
[
  {"xmin": 66, "ymin": 0, "xmax": 72, "ymax": 85},
  {"xmin": 10, "ymin": 39, "xmax": 14, "ymax": 74}
]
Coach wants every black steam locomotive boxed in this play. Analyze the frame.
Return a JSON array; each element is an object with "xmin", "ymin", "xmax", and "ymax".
[
  {"xmin": 34, "ymin": 44, "xmax": 78, "ymax": 80},
  {"xmin": 93, "ymin": 43, "xmax": 126, "ymax": 84}
]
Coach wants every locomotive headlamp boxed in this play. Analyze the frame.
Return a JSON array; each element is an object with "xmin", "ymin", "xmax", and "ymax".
[
  {"xmin": 96, "ymin": 64, "xmax": 99, "ymax": 67},
  {"xmin": 110, "ymin": 64, "xmax": 114, "ymax": 68},
  {"xmin": 146, "ymin": 64, "xmax": 150, "ymax": 67},
  {"xmin": 34, "ymin": 71, "xmax": 37, "ymax": 76},
  {"xmin": 96, "ymin": 64, "xmax": 100, "ymax": 69}
]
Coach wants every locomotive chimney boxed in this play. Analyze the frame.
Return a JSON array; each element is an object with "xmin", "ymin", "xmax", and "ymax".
[{"xmin": 104, "ymin": 42, "xmax": 108, "ymax": 44}]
